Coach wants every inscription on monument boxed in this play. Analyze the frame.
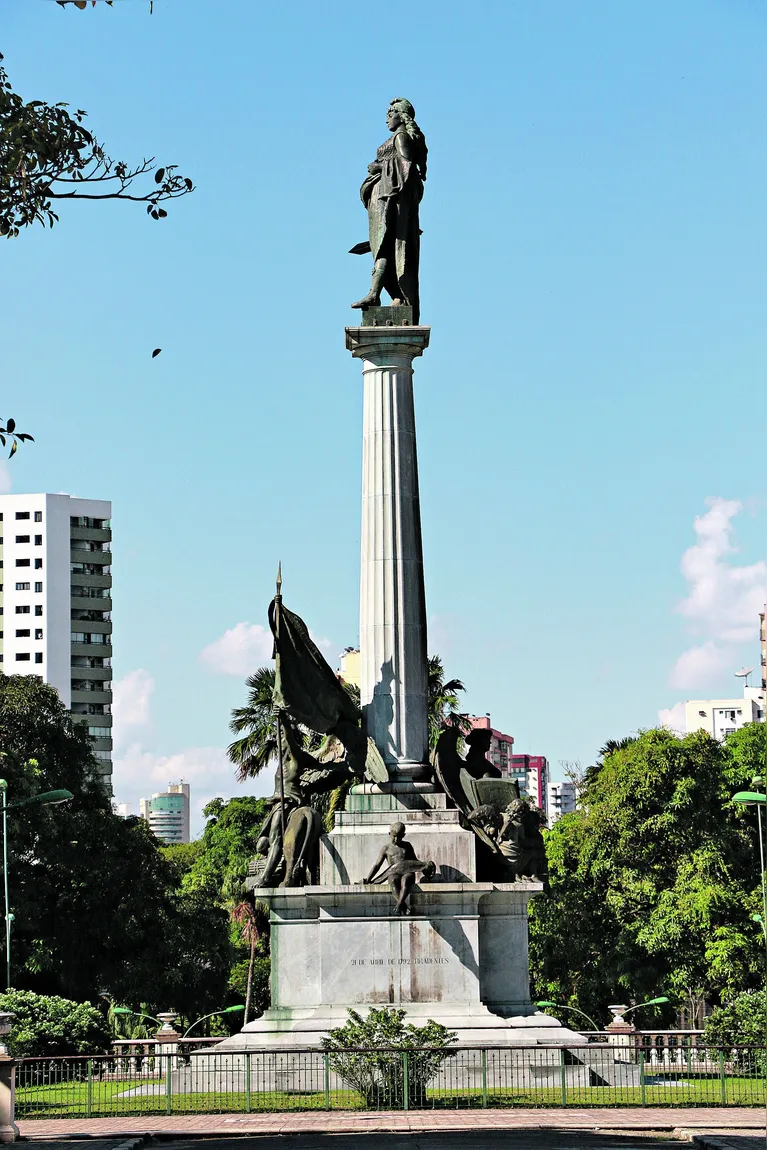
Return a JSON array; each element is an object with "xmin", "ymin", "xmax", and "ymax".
[{"xmin": 350, "ymin": 957, "xmax": 450, "ymax": 966}]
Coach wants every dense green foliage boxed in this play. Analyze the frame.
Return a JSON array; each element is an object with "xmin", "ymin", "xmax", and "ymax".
[
  {"xmin": 0, "ymin": 675, "xmax": 231, "ymax": 1017},
  {"xmin": 530, "ymin": 725, "xmax": 767, "ymax": 1026},
  {"xmin": 321, "ymin": 1007, "xmax": 456, "ymax": 1107},
  {"xmin": 165, "ymin": 795, "xmax": 271, "ymax": 1021},
  {"xmin": 704, "ymin": 989, "xmax": 767, "ymax": 1058},
  {"xmin": 0, "ymin": 989, "xmax": 109, "ymax": 1057},
  {"xmin": 0, "ymin": 53, "xmax": 192, "ymax": 238}
]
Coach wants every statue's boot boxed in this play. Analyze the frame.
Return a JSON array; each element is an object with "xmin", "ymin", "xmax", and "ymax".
[{"xmin": 351, "ymin": 258, "xmax": 387, "ymax": 310}]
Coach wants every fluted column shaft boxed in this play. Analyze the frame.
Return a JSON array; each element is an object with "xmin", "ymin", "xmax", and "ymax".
[{"xmin": 346, "ymin": 325, "xmax": 431, "ymax": 778}]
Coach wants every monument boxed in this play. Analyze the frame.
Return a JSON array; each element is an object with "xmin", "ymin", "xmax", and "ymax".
[{"xmin": 217, "ymin": 99, "xmax": 577, "ymax": 1052}]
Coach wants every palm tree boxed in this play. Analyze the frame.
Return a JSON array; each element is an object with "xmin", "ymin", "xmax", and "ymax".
[
  {"xmin": 427, "ymin": 655, "xmax": 469, "ymax": 749},
  {"xmin": 228, "ymin": 667, "xmax": 277, "ymax": 781},
  {"xmin": 229, "ymin": 657, "xmax": 468, "ymax": 777},
  {"xmin": 231, "ymin": 900, "xmax": 263, "ymax": 1023}
]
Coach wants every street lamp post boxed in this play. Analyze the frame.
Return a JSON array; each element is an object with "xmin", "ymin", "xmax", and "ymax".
[
  {"xmin": 0, "ymin": 780, "xmax": 73, "ymax": 989},
  {"xmin": 535, "ymin": 1001, "xmax": 601, "ymax": 1033},
  {"xmin": 732, "ymin": 781, "xmax": 767, "ymax": 977},
  {"xmin": 114, "ymin": 1005, "xmax": 245, "ymax": 1041},
  {"xmin": 182, "ymin": 1005, "xmax": 245, "ymax": 1039},
  {"xmin": 732, "ymin": 778, "xmax": 767, "ymax": 1147}
]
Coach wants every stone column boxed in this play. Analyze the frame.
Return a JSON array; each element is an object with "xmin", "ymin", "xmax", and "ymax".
[{"xmin": 346, "ymin": 324, "xmax": 431, "ymax": 779}]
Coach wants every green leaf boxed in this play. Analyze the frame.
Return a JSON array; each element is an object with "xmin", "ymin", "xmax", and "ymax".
[{"xmin": 154, "ymin": 167, "xmax": 165, "ymax": 185}]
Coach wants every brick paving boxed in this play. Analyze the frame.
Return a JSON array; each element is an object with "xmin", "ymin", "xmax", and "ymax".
[{"xmin": 15, "ymin": 1107, "xmax": 767, "ymax": 1140}]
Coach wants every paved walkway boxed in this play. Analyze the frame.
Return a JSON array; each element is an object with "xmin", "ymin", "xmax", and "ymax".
[{"xmin": 15, "ymin": 1107, "xmax": 767, "ymax": 1140}]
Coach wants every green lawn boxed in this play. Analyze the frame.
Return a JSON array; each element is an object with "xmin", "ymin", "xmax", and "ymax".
[{"xmin": 15, "ymin": 1075, "xmax": 767, "ymax": 1118}]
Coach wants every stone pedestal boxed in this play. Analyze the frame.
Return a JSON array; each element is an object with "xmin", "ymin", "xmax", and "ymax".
[
  {"xmin": 219, "ymin": 882, "xmax": 578, "ymax": 1051},
  {"xmin": 346, "ymin": 325, "xmax": 431, "ymax": 779}
]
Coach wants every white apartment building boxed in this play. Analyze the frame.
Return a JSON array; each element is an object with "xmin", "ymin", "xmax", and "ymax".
[
  {"xmin": 140, "ymin": 782, "xmax": 191, "ymax": 844},
  {"xmin": 684, "ymin": 685, "xmax": 765, "ymax": 741},
  {"xmin": 547, "ymin": 780, "xmax": 577, "ymax": 827},
  {"xmin": 0, "ymin": 494, "xmax": 113, "ymax": 786}
]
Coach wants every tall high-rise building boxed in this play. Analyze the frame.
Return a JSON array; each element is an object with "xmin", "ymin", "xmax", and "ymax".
[
  {"xmin": 140, "ymin": 782, "xmax": 191, "ymax": 844},
  {"xmin": 0, "ymin": 494, "xmax": 113, "ymax": 787},
  {"xmin": 509, "ymin": 754, "xmax": 549, "ymax": 813}
]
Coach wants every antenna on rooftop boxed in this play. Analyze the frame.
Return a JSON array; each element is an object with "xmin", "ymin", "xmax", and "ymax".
[{"xmin": 735, "ymin": 667, "xmax": 755, "ymax": 688}]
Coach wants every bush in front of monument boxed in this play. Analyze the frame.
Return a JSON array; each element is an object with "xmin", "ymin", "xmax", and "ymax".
[
  {"xmin": 321, "ymin": 1006, "xmax": 456, "ymax": 1108},
  {"xmin": 704, "ymin": 990, "xmax": 767, "ymax": 1073}
]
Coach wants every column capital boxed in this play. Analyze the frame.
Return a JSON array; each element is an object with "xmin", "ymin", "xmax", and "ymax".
[{"xmin": 345, "ymin": 325, "xmax": 431, "ymax": 361}]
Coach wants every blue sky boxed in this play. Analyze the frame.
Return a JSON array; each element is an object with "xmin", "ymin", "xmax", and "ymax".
[{"xmin": 3, "ymin": 0, "xmax": 766, "ymax": 833}]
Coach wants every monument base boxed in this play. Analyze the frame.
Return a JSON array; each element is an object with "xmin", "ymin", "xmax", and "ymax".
[{"xmin": 215, "ymin": 882, "xmax": 581, "ymax": 1052}]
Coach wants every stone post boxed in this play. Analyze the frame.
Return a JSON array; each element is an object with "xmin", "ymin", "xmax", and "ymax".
[
  {"xmin": 605, "ymin": 1004, "xmax": 637, "ymax": 1063},
  {"xmin": 0, "ymin": 1056, "xmax": 16, "ymax": 1144},
  {"xmin": 346, "ymin": 324, "xmax": 431, "ymax": 779}
]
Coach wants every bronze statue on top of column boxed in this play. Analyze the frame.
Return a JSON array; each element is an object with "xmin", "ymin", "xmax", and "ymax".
[{"xmin": 350, "ymin": 98, "xmax": 427, "ymax": 324}]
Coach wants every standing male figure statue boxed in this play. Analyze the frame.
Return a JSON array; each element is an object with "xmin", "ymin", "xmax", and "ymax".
[{"xmin": 351, "ymin": 98, "xmax": 427, "ymax": 323}]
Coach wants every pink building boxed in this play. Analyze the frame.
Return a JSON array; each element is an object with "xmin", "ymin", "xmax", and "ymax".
[
  {"xmin": 467, "ymin": 714, "xmax": 514, "ymax": 773},
  {"xmin": 467, "ymin": 715, "xmax": 548, "ymax": 815}
]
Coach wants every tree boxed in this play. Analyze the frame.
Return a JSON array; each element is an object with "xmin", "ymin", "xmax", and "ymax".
[
  {"xmin": 0, "ymin": 53, "xmax": 193, "ymax": 238},
  {"xmin": 320, "ymin": 1007, "xmax": 456, "ymax": 1107},
  {"xmin": 0, "ymin": 989, "xmax": 109, "ymax": 1057},
  {"xmin": 177, "ymin": 796, "xmax": 271, "ymax": 1019},
  {"xmin": 530, "ymin": 726, "xmax": 764, "ymax": 1025},
  {"xmin": 228, "ymin": 668, "xmax": 277, "ymax": 781},
  {"xmin": 704, "ymin": 989, "xmax": 767, "ymax": 1067},
  {"xmin": 427, "ymin": 656, "xmax": 469, "ymax": 749},
  {"xmin": 0, "ymin": 675, "xmax": 230, "ymax": 1017}
]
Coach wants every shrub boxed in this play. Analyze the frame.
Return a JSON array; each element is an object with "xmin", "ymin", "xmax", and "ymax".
[
  {"xmin": 0, "ymin": 989, "xmax": 110, "ymax": 1058},
  {"xmin": 704, "ymin": 989, "xmax": 767, "ymax": 1069},
  {"xmin": 320, "ymin": 1006, "xmax": 456, "ymax": 1107}
]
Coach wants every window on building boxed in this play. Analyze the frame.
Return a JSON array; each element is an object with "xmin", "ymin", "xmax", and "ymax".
[
  {"xmin": 15, "ymin": 653, "xmax": 29, "ymax": 661},
  {"xmin": 15, "ymin": 629, "xmax": 29, "ymax": 638},
  {"xmin": 14, "ymin": 536, "xmax": 29, "ymax": 544},
  {"xmin": 15, "ymin": 560, "xmax": 29, "ymax": 568},
  {"xmin": 34, "ymin": 536, "xmax": 41, "ymax": 546},
  {"xmin": 34, "ymin": 582, "xmax": 42, "ymax": 593},
  {"xmin": 14, "ymin": 513, "xmax": 29, "ymax": 520},
  {"xmin": 34, "ymin": 653, "xmax": 42, "ymax": 664},
  {"xmin": 15, "ymin": 583, "xmax": 29, "ymax": 591},
  {"xmin": 34, "ymin": 605, "xmax": 42, "ymax": 617},
  {"xmin": 34, "ymin": 559, "xmax": 42, "ymax": 570},
  {"xmin": 88, "ymin": 726, "xmax": 111, "ymax": 739},
  {"xmin": 34, "ymin": 629, "xmax": 42, "ymax": 640},
  {"xmin": 34, "ymin": 512, "xmax": 42, "ymax": 523},
  {"xmin": 15, "ymin": 606, "xmax": 29, "ymax": 614}
]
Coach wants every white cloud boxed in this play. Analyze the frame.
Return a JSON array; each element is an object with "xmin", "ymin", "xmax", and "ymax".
[
  {"xmin": 112, "ymin": 741, "xmax": 274, "ymax": 837},
  {"xmin": 658, "ymin": 701, "xmax": 686, "ymax": 735},
  {"xmin": 199, "ymin": 620, "xmax": 336, "ymax": 676},
  {"xmin": 667, "ymin": 498, "xmax": 766, "ymax": 692},
  {"xmin": 112, "ymin": 669, "xmax": 154, "ymax": 752},
  {"xmin": 199, "ymin": 622, "xmax": 274, "ymax": 676},
  {"xmin": 111, "ymin": 666, "xmax": 274, "ymax": 836},
  {"xmin": 669, "ymin": 641, "xmax": 731, "ymax": 690}
]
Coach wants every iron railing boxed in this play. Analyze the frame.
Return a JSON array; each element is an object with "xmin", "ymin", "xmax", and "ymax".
[{"xmin": 14, "ymin": 1044, "xmax": 767, "ymax": 1118}]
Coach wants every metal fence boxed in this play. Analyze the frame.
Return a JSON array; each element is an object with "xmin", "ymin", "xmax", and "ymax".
[{"xmin": 15, "ymin": 1044, "xmax": 767, "ymax": 1118}]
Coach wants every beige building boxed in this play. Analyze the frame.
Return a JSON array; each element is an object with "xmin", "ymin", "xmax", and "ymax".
[
  {"xmin": 338, "ymin": 647, "xmax": 361, "ymax": 689},
  {"xmin": 685, "ymin": 685, "xmax": 765, "ymax": 741}
]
